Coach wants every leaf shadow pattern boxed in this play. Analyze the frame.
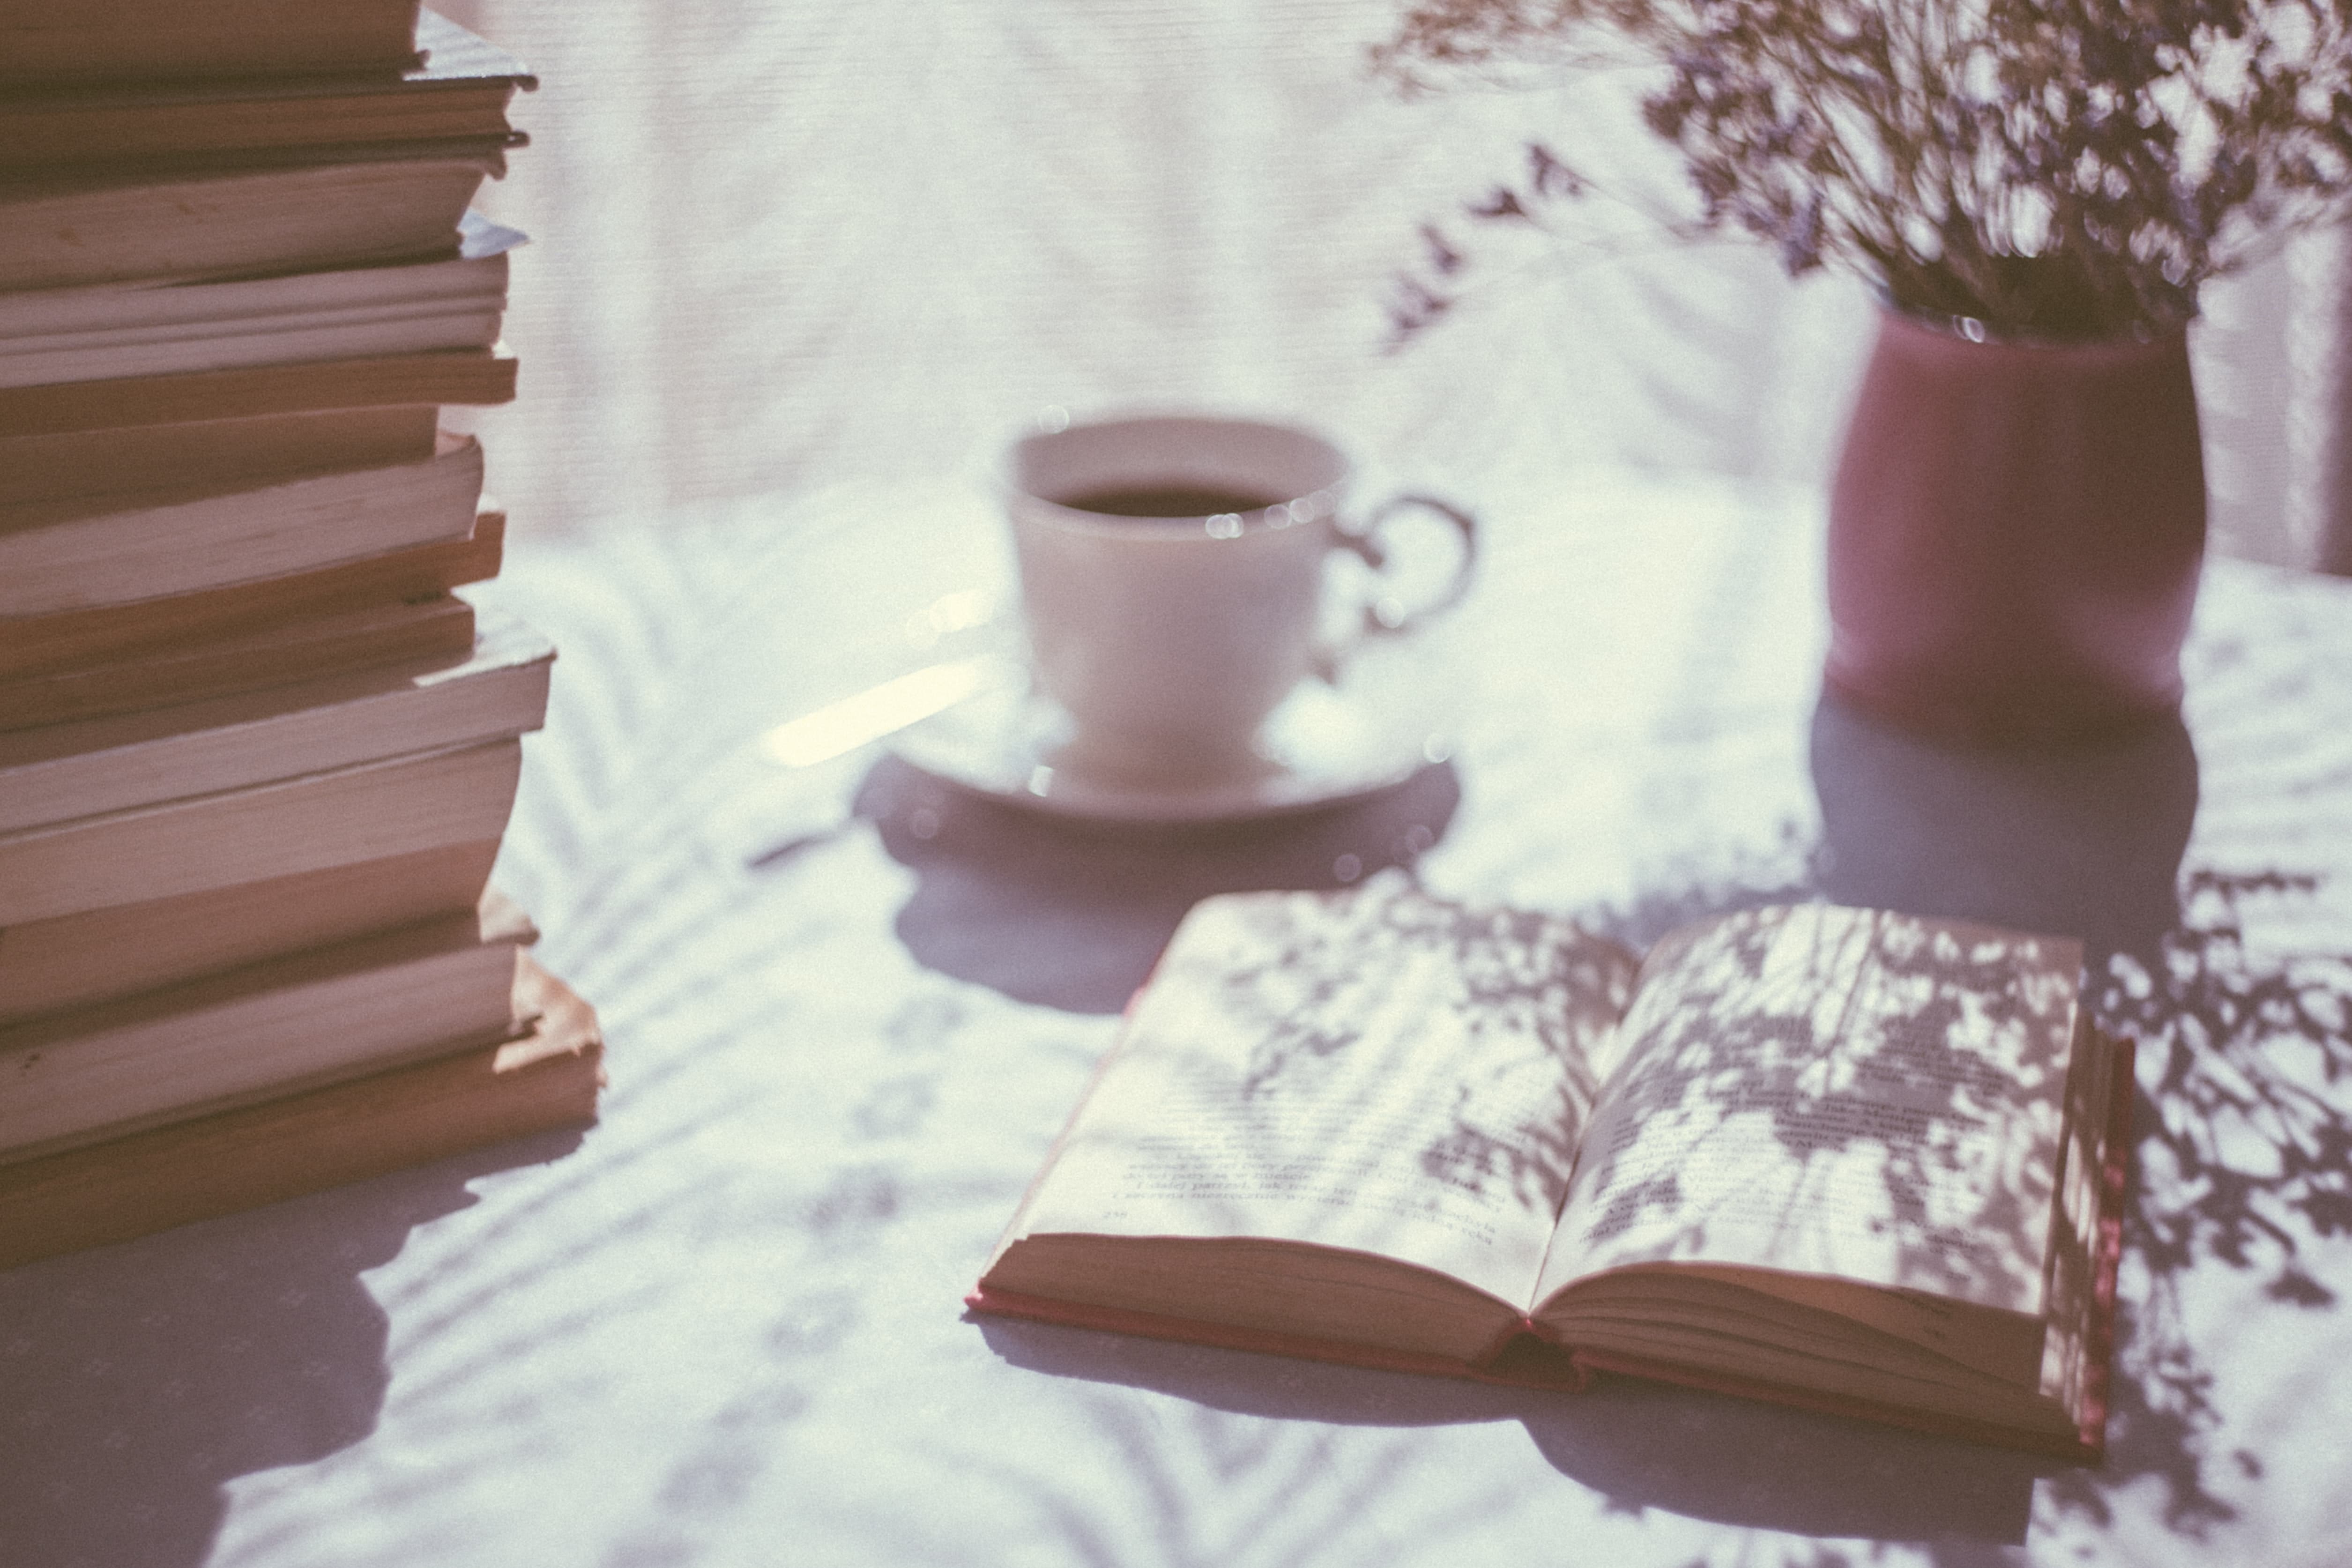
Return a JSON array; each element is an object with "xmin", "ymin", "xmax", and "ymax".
[
  {"xmin": 863, "ymin": 753, "xmax": 1462, "ymax": 1014},
  {"xmin": 1804, "ymin": 691, "xmax": 2352, "ymax": 1559},
  {"xmin": 1198, "ymin": 877, "xmax": 1638, "ymax": 1223},
  {"xmin": 1560, "ymin": 906, "xmax": 2077, "ymax": 1308},
  {"xmin": 975, "ymin": 830, "xmax": 2076, "ymax": 1550},
  {"xmin": 972, "ymin": 682, "xmax": 2342, "ymax": 1558},
  {"xmin": 2047, "ymin": 868, "xmax": 2352, "ymax": 1541}
]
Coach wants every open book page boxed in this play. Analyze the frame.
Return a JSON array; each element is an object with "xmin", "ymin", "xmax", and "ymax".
[
  {"xmin": 1010, "ymin": 877, "xmax": 1639, "ymax": 1309},
  {"xmin": 1537, "ymin": 905, "xmax": 2081, "ymax": 1318}
]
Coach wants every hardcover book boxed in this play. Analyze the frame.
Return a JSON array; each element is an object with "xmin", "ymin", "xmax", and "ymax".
[
  {"xmin": 0, "ymin": 505, "xmax": 501, "ymax": 679},
  {"xmin": 0, "ymin": 838, "xmax": 501, "ymax": 1022},
  {"xmin": 0, "ymin": 0, "xmax": 424, "ymax": 86},
  {"xmin": 0, "ymin": 891, "xmax": 536, "ymax": 1164},
  {"xmin": 0, "ymin": 431, "xmax": 484, "ymax": 619},
  {"xmin": 0, "ymin": 609, "xmax": 551, "ymax": 827},
  {"xmin": 0, "ymin": 403, "xmax": 442, "ymax": 507},
  {"xmin": 0, "ymin": 347, "xmax": 517, "ymax": 437},
  {"xmin": 0, "ymin": 954, "xmax": 602, "ymax": 1273},
  {"xmin": 0, "ymin": 154, "xmax": 492, "ymax": 293},
  {"xmin": 0, "ymin": 734, "xmax": 523, "ymax": 926},
  {"xmin": 971, "ymin": 882, "xmax": 2132, "ymax": 1460},
  {"xmin": 0, "ymin": 214, "xmax": 518, "ymax": 392},
  {"xmin": 0, "ymin": 13, "xmax": 534, "ymax": 171}
]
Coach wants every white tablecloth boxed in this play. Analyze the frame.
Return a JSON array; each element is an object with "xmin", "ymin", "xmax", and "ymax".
[{"xmin": 7, "ymin": 473, "xmax": 2352, "ymax": 1568}]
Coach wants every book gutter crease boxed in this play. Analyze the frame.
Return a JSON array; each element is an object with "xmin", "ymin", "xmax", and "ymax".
[
  {"xmin": 0, "ymin": 8, "xmax": 599, "ymax": 1272},
  {"xmin": 970, "ymin": 882, "xmax": 2134, "ymax": 1461}
]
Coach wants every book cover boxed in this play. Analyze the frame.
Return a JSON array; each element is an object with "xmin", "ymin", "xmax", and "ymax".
[
  {"xmin": 0, "ymin": 838, "xmax": 503, "ymax": 1022},
  {"xmin": 0, "ymin": 216, "xmax": 519, "ymax": 392},
  {"xmin": 0, "ymin": 892, "xmax": 537, "ymax": 1164},
  {"xmin": 0, "ymin": 594, "xmax": 476, "ymax": 731},
  {"xmin": 0, "ymin": 504, "xmax": 501, "ymax": 678},
  {"xmin": 0, "ymin": 734, "xmax": 523, "ymax": 926},
  {"xmin": 0, "ymin": 0, "xmax": 424, "ymax": 85},
  {"xmin": 0, "ymin": 14, "xmax": 534, "ymax": 170},
  {"xmin": 0, "ymin": 348, "xmax": 517, "ymax": 437},
  {"xmin": 0, "ymin": 607, "xmax": 551, "ymax": 826},
  {"xmin": 0, "ymin": 953, "xmax": 602, "ymax": 1273},
  {"xmin": 0, "ymin": 403, "xmax": 443, "ymax": 508},
  {"xmin": 0, "ymin": 431, "xmax": 484, "ymax": 618},
  {"xmin": 0, "ymin": 155, "xmax": 492, "ymax": 293}
]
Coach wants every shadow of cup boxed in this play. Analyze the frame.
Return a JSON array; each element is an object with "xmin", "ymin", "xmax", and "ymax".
[{"xmin": 861, "ymin": 753, "xmax": 1462, "ymax": 1013}]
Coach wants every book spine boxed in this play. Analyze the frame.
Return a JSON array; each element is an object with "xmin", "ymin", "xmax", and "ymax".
[
  {"xmin": 0, "ymin": 976, "xmax": 599, "ymax": 1270},
  {"xmin": 0, "ymin": 736, "xmax": 523, "ymax": 924},
  {"xmin": 0, "ymin": 647, "xmax": 547, "ymax": 828},
  {"xmin": 0, "ymin": 506, "xmax": 503, "ymax": 679},
  {"xmin": 0, "ymin": 939, "xmax": 524, "ymax": 1162},
  {"xmin": 0, "ymin": 86, "xmax": 521, "ymax": 170},
  {"xmin": 0, "ymin": 349, "xmax": 517, "ymax": 437},
  {"xmin": 0, "ymin": 595, "xmax": 478, "ymax": 732},
  {"xmin": 0, "ymin": 438, "xmax": 484, "ymax": 617}
]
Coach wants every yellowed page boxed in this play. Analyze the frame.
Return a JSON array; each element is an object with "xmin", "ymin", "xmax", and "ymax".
[
  {"xmin": 1539, "ymin": 905, "xmax": 2080, "ymax": 1317},
  {"xmin": 1012, "ymin": 876, "xmax": 1638, "ymax": 1308}
]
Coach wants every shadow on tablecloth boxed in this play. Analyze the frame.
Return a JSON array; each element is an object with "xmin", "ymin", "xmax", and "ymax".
[
  {"xmin": 0, "ymin": 1129, "xmax": 584, "ymax": 1568},
  {"xmin": 861, "ymin": 755, "xmax": 1463, "ymax": 1015},
  {"xmin": 946, "ymin": 698, "xmax": 2211, "ymax": 1548},
  {"xmin": 973, "ymin": 1314, "xmax": 2048, "ymax": 1544}
]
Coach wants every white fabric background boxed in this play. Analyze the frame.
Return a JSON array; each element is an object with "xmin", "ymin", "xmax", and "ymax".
[{"xmin": 433, "ymin": 0, "xmax": 2352, "ymax": 571}]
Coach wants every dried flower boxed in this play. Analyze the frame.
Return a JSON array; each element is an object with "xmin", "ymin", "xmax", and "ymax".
[{"xmin": 1375, "ymin": 0, "xmax": 2352, "ymax": 340}]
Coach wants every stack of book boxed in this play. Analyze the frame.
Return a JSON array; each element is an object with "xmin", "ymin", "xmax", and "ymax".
[{"xmin": 0, "ymin": 2, "xmax": 603, "ymax": 1270}]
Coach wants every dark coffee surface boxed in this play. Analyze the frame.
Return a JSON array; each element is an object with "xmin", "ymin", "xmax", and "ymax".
[{"xmin": 1056, "ymin": 484, "xmax": 1283, "ymax": 519}]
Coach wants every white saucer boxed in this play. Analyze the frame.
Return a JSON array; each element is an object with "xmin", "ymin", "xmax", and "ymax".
[{"xmin": 891, "ymin": 640, "xmax": 1457, "ymax": 823}]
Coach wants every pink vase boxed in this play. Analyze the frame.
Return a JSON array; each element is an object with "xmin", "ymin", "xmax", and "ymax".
[{"xmin": 1824, "ymin": 307, "xmax": 2207, "ymax": 745}]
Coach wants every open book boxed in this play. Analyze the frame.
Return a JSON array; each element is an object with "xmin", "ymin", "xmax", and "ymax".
[{"xmin": 970, "ymin": 880, "xmax": 2132, "ymax": 1459}]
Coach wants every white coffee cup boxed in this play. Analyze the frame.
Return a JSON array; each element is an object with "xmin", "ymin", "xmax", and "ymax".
[{"xmin": 1003, "ymin": 412, "xmax": 1476, "ymax": 788}]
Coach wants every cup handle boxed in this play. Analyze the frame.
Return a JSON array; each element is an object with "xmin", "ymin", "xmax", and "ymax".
[{"xmin": 1336, "ymin": 493, "xmax": 1479, "ymax": 638}]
